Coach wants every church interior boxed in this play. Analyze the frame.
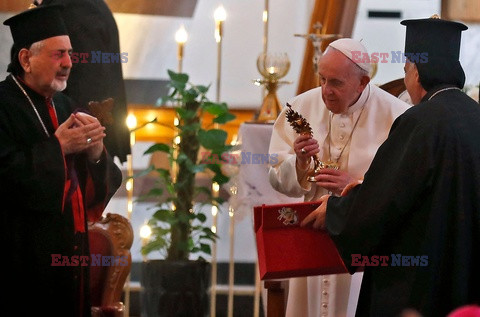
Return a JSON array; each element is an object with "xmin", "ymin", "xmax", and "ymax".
[{"xmin": 1, "ymin": 0, "xmax": 479, "ymax": 316}]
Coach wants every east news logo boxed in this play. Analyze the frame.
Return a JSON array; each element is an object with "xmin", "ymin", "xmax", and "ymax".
[{"xmin": 351, "ymin": 254, "xmax": 429, "ymax": 267}]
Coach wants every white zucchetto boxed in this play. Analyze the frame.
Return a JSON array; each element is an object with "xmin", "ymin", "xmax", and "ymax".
[{"xmin": 328, "ymin": 38, "xmax": 372, "ymax": 75}]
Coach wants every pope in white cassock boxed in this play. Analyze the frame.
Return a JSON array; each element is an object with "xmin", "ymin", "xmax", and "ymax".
[{"xmin": 268, "ymin": 38, "xmax": 411, "ymax": 317}]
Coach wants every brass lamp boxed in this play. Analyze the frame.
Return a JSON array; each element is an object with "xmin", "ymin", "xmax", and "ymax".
[{"xmin": 253, "ymin": 52, "xmax": 292, "ymax": 123}]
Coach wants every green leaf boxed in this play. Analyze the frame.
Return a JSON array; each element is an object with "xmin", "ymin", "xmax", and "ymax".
[
  {"xmin": 144, "ymin": 143, "xmax": 171, "ymax": 154},
  {"xmin": 179, "ymin": 122, "xmax": 201, "ymax": 133},
  {"xmin": 198, "ymin": 129, "xmax": 228, "ymax": 150},
  {"xmin": 203, "ymin": 102, "xmax": 228, "ymax": 115},
  {"xmin": 168, "ymin": 69, "xmax": 189, "ymax": 84},
  {"xmin": 202, "ymin": 227, "xmax": 218, "ymax": 238},
  {"xmin": 169, "ymin": 88, "xmax": 178, "ymax": 99},
  {"xmin": 185, "ymin": 88, "xmax": 199, "ymax": 101},
  {"xmin": 145, "ymin": 187, "xmax": 164, "ymax": 197},
  {"xmin": 214, "ymin": 173, "xmax": 229, "ymax": 185},
  {"xmin": 213, "ymin": 196, "xmax": 226, "ymax": 205},
  {"xmin": 152, "ymin": 209, "xmax": 174, "ymax": 222},
  {"xmin": 166, "ymin": 182, "xmax": 175, "ymax": 195},
  {"xmin": 170, "ymin": 80, "xmax": 186, "ymax": 92},
  {"xmin": 142, "ymin": 238, "xmax": 167, "ymax": 255},
  {"xmin": 214, "ymin": 112, "xmax": 236, "ymax": 124},
  {"xmin": 152, "ymin": 227, "xmax": 170, "ymax": 235},
  {"xmin": 155, "ymin": 168, "xmax": 171, "ymax": 180},
  {"xmin": 196, "ymin": 85, "xmax": 210, "ymax": 94},
  {"xmin": 199, "ymin": 234, "xmax": 216, "ymax": 242},
  {"xmin": 206, "ymin": 163, "xmax": 222, "ymax": 174},
  {"xmin": 176, "ymin": 107, "xmax": 197, "ymax": 120},
  {"xmin": 200, "ymin": 243, "xmax": 211, "ymax": 254},
  {"xmin": 195, "ymin": 213, "xmax": 207, "ymax": 222}
]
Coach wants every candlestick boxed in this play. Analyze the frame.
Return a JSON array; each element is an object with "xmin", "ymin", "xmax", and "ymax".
[
  {"xmin": 124, "ymin": 113, "xmax": 137, "ymax": 317},
  {"xmin": 263, "ymin": 0, "xmax": 269, "ymax": 54},
  {"xmin": 214, "ymin": 5, "xmax": 226, "ymax": 103},
  {"xmin": 211, "ymin": 6, "xmax": 226, "ymax": 317},
  {"xmin": 175, "ymin": 25, "xmax": 188, "ymax": 73},
  {"xmin": 227, "ymin": 206, "xmax": 235, "ymax": 317},
  {"xmin": 253, "ymin": 52, "xmax": 292, "ymax": 123}
]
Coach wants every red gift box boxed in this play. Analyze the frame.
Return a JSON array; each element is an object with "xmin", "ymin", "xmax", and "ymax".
[{"xmin": 254, "ymin": 201, "xmax": 348, "ymax": 280}]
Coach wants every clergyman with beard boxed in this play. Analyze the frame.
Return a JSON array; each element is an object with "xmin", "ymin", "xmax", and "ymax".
[{"xmin": 0, "ymin": 5, "xmax": 122, "ymax": 316}]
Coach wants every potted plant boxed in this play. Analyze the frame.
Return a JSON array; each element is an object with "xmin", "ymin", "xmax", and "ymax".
[{"xmin": 138, "ymin": 70, "xmax": 236, "ymax": 317}]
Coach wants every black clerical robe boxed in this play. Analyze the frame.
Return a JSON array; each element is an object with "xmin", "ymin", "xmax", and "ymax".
[
  {"xmin": 0, "ymin": 75, "xmax": 122, "ymax": 316},
  {"xmin": 326, "ymin": 85, "xmax": 480, "ymax": 316},
  {"xmin": 42, "ymin": 0, "xmax": 131, "ymax": 163}
]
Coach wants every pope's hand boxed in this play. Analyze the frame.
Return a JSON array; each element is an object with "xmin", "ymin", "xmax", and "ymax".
[
  {"xmin": 311, "ymin": 168, "xmax": 355, "ymax": 196},
  {"xmin": 301, "ymin": 194, "xmax": 330, "ymax": 229},
  {"xmin": 294, "ymin": 134, "xmax": 319, "ymax": 170}
]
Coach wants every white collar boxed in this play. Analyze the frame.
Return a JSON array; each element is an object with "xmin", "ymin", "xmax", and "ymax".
[{"xmin": 342, "ymin": 84, "xmax": 370, "ymax": 115}]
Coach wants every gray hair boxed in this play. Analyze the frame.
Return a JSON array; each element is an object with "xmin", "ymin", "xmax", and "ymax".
[
  {"xmin": 7, "ymin": 40, "xmax": 46, "ymax": 76},
  {"xmin": 29, "ymin": 40, "xmax": 46, "ymax": 56}
]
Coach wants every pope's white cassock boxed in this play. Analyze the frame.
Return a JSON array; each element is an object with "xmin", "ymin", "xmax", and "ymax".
[{"xmin": 268, "ymin": 82, "xmax": 411, "ymax": 316}]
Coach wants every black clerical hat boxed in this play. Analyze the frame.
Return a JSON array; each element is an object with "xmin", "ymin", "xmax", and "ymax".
[
  {"xmin": 3, "ymin": 4, "xmax": 68, "ymax": 48},
  {"xmin": 401, "ymin": 17, "xmax": 468, "ymax": 90}
]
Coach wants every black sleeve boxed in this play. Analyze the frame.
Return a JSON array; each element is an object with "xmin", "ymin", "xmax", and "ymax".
[{"xmin": 325, "ymin": 112, "xmax": 436, "ymax": 271}]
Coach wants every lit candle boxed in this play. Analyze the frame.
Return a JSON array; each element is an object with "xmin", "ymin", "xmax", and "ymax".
[
  {"xmin": 214, "ymin": 5, "xmax": 226, "ymax": 43},
  {"xmin": 139, "ymin": 224, "xmax": 152, "ymax": 262},
  {"xmin": 267, "ymin": 66, "xmax": 277, "ymax": 75},
  {"xmin": 262, "ymin": 0, "xmax": 269, "ymax": 54},
  {"xmin": 175, "ymin": 25, "xmax": 188, "ymax": 73},
  {"xmin": 214, "ymin": 5, "xmax": 227, "ymax": 103},
  {"xmin": 126, "ymin": 113, "xmax": 137, "ymax": 147}
]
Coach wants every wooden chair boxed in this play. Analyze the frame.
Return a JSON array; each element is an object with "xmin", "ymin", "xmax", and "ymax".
[
  {"xmin": 88, "ymin": 213, "xmax": 134, "ymax": 317},
  {"xmin": 264, "ymin": 280, "xmax": 289, "ymax": 317},
  {"xmin": 379, "ymin": 77, "xmax": 407, "ymax": 97}
]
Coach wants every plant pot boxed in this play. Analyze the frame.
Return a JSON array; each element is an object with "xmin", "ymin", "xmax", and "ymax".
[{"xmin": 141, "ymin": 259, "xmax": 211, "ymax": 317}]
